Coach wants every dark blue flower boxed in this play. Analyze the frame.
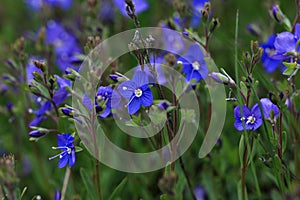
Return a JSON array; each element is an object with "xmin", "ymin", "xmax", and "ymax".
[
  {"xmin": 260, "ymin": 98, "xmax": 280, "ymax": 120},
  {"xmin": 118, "ymin": 71, "xmax": 153, "ymax": 115},
  {"xmin": 177, "ymin": 44, "xmax": 208, "ymax": 82},
  {"xmin": 273, "ymin": 23, "xmax": 300, "ymax": 59},
  {"xmin": 113, "ymin": 0, "xmax": 149, "ymax": 16},
  {"xmin": 234, "ymin": 104, "xmax": 262, "ymax": 131},
  {"xmin": 49, "ymin": 134, "xmax": 76, "ymax": 168},
  {"xmin": 190, "ymin": 0, "xmax": 210, "ymax": 28},
  {"xmin": 260, "ymin": 35, "xmax": 284, "ymax": 73},
  {"xmin": 96, "ymin": 86, "xmax": 121, "ymax": 118}
]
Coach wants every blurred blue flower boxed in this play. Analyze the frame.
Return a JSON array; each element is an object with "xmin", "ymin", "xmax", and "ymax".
[
  {"xmin": 194, "ymin": 185, "xmax": 207, "ymax": 200},
  {"xmin": 234, "ymin": 104, "xmax": 262, "ymax": 131},
  {"xmin": 190, "ymin": 0, "xmax": 210, "ymax": 28},
  {"xmin": 273, "ymin": 23, "xmax": 300, "ymax": 60},
  {"xmin": 260, "ymin": 34, "xmax": 284, "ymax": 73},
  {"xmin": 99, "ymin": 1, "xmax": 115, "ymax": 23},
  {"xmin": 45, "ymin": 20, "xmax": 82, "ymax": 71},
  {"xmin": 118, "ymin": 71, "xmax": 153, "ymax": 115},
  {"xmin": 113, "ymin": 0, "xmax": 149, "ymax": 16},
  {"xmin": 54, "ymin": 190, "xmax": 60, "ymax": 200},
  {"xmin": 163, "ymin": 28, "xmax": 185, "ymax": 54},
  {"xmin": 260, "ymin": 98, "xmax": 280, "ymax": 120},
  {"xmin": 177, "ymin": 44, "xmax": 208, "ymax": 82},
  {"xmin": 49, "ymin": 134, "xmax": 76, "ymax": 168},
  {"xmin": 25, "ymin": 0, "xmax": 72, "ymax": 10}
]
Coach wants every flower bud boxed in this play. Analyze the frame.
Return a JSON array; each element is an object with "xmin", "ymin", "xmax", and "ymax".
[
  {"xmin": 209, "ymin": 70, "xmax": 236, "ymax": 86},
  {"xmin": 29, "ymin": 130, "xmax": 46, "ymax": 138},
  {"xmin": 247, "ymin": 24, "xmax": 261, "ymax": 37},
  {"xmin": 109, "ymin": 74, "xmax": 126, "ymax": 83},
  {"xmin": 61, "ymin": 107, "xmax": 74, "ymax": 117},
  {"xmin": 270, "ymin": 5, "xmax": 285, "ymax": 23},
  {"xmin": 33, "ymin": 60, "xmax": 47, "ymax": 73},
  {"xmin": 210, "ymin": 18, "xmax": 220, "ymax": 33},
  {"xmin": 64, "ymin": 68, "xmax": 80, "ymax": 81},
  {"xmin": 32, "ymin": 71, "xmax": 44, "ymax": 83}
]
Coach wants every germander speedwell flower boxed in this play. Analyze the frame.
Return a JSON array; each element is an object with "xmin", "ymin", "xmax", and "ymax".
[
  {"xmin": 234, "ymin": 104, "xmax": 262, "ymax": 131},
  {"xmin": 118, "ymin": 70, "xmax": 153, "ymax": 115}
]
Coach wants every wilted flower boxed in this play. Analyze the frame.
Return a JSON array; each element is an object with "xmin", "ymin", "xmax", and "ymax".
[
  {"xmin": 177, "ymin": 44, "xmax": 208, "ymax": 82},
  {"xmin": 49, "ymin": 134, "xmax": 75, "ymax": 168},
  {"xmin": 234, "ymin": 104, "xmax": 262, "ymax": 131},
  {"xmin": 118, "ymin": 71, "xmax": 153, "ymax": 115}
]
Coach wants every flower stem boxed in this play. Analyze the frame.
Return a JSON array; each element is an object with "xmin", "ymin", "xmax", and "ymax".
[
  {"xmin": 61, "ymin": 167, "xmax": 71, "ymax": 200},
  {"xmin": 95, "ymin": 161, "xmax": 103, "ymax": 200},
  {"xmin": 179, "ymin": 157, "xmax": 196, "ymax": 200}
]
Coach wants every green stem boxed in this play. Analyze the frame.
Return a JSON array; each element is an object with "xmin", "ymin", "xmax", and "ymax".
[
  {"xmin": 179, "ymin": 157, "xmax": 196, "ymax": 200},
  {"xmin": 95, "ymin": 161, "xmax": 103, "ymax": 200},
  {"xmin": 61, "ymin": 167, "xmax": 71, "ymax": 200}
]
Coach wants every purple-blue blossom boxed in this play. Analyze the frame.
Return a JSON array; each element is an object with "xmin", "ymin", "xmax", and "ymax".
[
  {"xmin": 177, "ymin": 44, "xmax": 208, "ymax": 82},
  {"xmin": 260, "ymin": 98, "xmax": 280, "ymax": 120},
  {"xmin": 273, "ymin": 23, "xmax": 300, "ymax": 60},
  {"xmin": 49, "ymin": 134, "xmax": 76, "ymax": 168},
  {"xmin": 260, "ymin": 34, "xmax": 283, "ymax": 73},
  {"xmin": 234, "ymin": 104, "xmax": 262, "ymax": 131},
  {"xmin": 118, "ymin": 71, "xmax": 153, "ymax": 115},
  {"xmin": 96, "ymin": 86, "xmax": 121, "ymax": 118},
  {"xmin": 45, "ymin": 20, "xmax": 82, "ymax": 71}
]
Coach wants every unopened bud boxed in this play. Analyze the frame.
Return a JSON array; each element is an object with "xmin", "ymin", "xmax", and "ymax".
[
  {"xmin": 270, "ymin": 5, "xmax": 285, "ymax": 23},
  {"xmin": 33, "ymin": 60, "xmax": 47, "ymax": 73}
]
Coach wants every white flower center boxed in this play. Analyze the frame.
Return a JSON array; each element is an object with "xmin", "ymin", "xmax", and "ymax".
[
  {"xmin": 192, "ymin": 61, "xmax": 200, "ymax": 70},
  {"xmin": 67, "ymin": 147, "xmax": 72, "ymax": 154},
  {"xmin": 246, "ymin": 115, "xmax": 256, "ymax": 124},
  {"xmin": 134, "ymin": 88, "xmax": 143, "ymax": 97}
]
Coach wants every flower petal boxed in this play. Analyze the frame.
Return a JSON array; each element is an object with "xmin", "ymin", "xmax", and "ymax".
[
  {"xmin": 58, "ymin": 153, "xmax": 68, "ymax": 168},
  {"xmin": 128, "ymin": 97, "xmax": 141, "ymax": 115},
  {"xmin": 141, "ymin": 88, "xmax": 153, "ymax": 106},
  {"xmin": 69, "ymin": 149, "xmax": 76, "ymax": 167},
  {"xmin": 274, "ymin": 32, "xmax": 296, "ymax": 54},
  {"xmin": 118, "ymin": 80, "xmax": 136, "ymax": 99},
  {"xmin": 132, "ymin": 70, "xmax": 149, "ymax": 87}
]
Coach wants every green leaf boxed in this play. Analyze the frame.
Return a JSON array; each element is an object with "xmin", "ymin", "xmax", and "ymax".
[
  {"xmin": 282, "ymin": 62, "xmax": 297, "ymax": 69},
  {"xmin": 283, "ymin": 67, "xmax": 296, "ymax": 76},
  {"xmin": 108, "ymin": 177, "xmax": 128, "ymax": 200},
  {"xmin": 75, "ymin": 146, "xmax": 83, "ymax": 153},
  {"xmin": 238, "ymin": 135, "xmax": 245, "ymax": 166},
  {"xmin": 80, "ymin": 168, "xmax": 98, "ymax": 200},
  {"xmin": 18, "ymin": 187, "xmax": 27, "ymax": 200}
]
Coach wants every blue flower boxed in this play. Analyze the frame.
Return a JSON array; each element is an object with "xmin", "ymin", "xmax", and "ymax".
[
  {"xmin": 25, "ymin": 0, "xmax": 72, "ymax": 10},
  {"xmin": 273, "ymin": 23, "xmax": 300, "ymax": 59},
  {"xmin": 190, "ymin": 0, "xmax": 210, "ymax": 28},
  {"xmin": 45, "ymin": 20, "xmax": 82, "ymax": 71},
  {"xmin": 118, "ymin": 71, "xmax": 153, "ymax": 115},
  {"xmin": 260, "ymin": 35, "xmax": 284, "ymax": 73},
  {"xmin": 177, "ymin": 44, "xmax": 208, "ymax": 82},
  {"xmin": 234, "ymin": 104, "xmax": 262, "ymax": 131},
  {"xmin": 29, "ymin": 75, "xmax": 70, "ymax": 127},
  {"xmin": 96, "ymin": 86, "xmax": 121, "ymax": 118},
  {"xmin": 49, "ymin": 134, "xmax": 76, "ymax": 168},
  {"xmin": 54, "ymin": 189, "xmax": 60, "ymax": 200},
  {"xmin": 113, "ymin": 0, "xmax": 149, "ymax": 16},
  {"xmin": 194, "ymin": 185, "xmax": 207, "ymax": 200},
  {"xmin": 260, "ymin": 98, "xmax": 280, "ymax": 120},
  {"xmin": 163, "ymin": 28, "xmax": 185, "ymax": 54}
]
